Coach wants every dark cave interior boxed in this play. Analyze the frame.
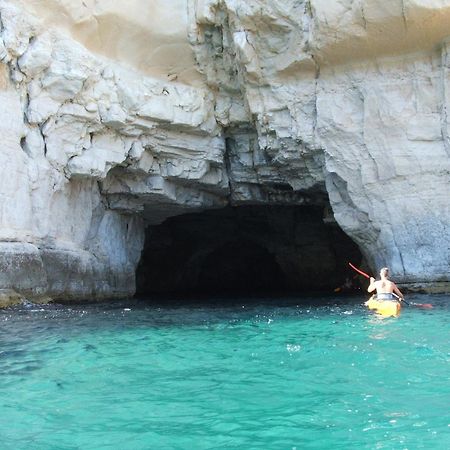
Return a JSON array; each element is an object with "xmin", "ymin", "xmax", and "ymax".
[{"xmin": 136, "ymin": 205, "xmax": 363, "ymax": 296}]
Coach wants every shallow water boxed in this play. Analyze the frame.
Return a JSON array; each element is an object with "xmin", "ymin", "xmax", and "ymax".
[{"xmin": 0, "ymin": 294, "xmax": 449, "ymax": 449}]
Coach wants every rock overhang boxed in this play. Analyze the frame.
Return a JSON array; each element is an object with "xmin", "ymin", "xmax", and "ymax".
[{"xmin": 0, "ymin": 0, "xmax": 449, "ymax": 304}]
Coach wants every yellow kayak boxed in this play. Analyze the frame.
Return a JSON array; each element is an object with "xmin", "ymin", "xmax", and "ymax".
[{"xmin": 365, "ymin": 295, "xmax": 401, "ymax": 317}]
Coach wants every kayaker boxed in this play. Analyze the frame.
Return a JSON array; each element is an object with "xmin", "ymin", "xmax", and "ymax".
[{"xmin": 367, "ymin": 267, "xmax": 405, "ymax": 301}]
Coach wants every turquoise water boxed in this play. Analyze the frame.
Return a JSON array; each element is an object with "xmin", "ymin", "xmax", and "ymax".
[{"xmin": 0, "ymin": 295, "xmax": 449, "ymax": 449}]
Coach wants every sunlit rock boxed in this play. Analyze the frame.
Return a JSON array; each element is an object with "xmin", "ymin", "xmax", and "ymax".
[{"xmin": 0, "ymin": 0, "xmax": 448, "ymax": 303}]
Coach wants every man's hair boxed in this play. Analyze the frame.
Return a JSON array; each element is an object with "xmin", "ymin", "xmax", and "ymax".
[{"xmin": 380, "ymin": 267, "xmax": 389, "ymax": 277}]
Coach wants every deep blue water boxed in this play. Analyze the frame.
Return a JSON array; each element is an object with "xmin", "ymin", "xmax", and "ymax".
[{"xmin": 0, "ymin": 294, "xmax": 449, "ymax": 449}]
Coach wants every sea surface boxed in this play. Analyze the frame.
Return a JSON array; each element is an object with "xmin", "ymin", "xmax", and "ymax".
[{"xmin": 0, "ymin": 294, "xmax": 448, "ymax": 449}]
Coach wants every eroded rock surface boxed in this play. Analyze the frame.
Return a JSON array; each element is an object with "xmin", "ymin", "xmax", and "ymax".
[{"xmin": 0, "ymin": 0, "xmax": 449, "ymax": 302}]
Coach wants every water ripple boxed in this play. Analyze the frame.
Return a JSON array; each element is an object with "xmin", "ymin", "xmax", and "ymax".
[{"xmin": 0, "ymin": 294, "xmax": 448, "ymax": 449}]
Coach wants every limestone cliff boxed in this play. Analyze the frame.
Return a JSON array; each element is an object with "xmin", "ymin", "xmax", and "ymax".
[{"xmin": 0, "ymin": 0, "xmax": 449, "ymax": 304}]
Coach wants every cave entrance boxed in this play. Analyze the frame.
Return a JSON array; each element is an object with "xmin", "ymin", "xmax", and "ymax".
[
  {"xmin": 136, "ymin": 205, "xmax": 363, "ymax": 296},
  {"xmin": 197, "ymin": 239, "xmax": 285, "ymax": 292}
]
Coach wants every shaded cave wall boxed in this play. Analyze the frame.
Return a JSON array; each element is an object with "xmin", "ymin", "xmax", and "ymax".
[{"xmin": 136, "ymin": 205, "xmax": 363, "ymax": 295}]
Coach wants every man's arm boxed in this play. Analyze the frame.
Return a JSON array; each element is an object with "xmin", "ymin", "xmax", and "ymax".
[
  {"xmin": 393, "ymin": 283, "xmax": 404, "ymax": 300},
  {"xmin": 367, "ymin": 277, "xmax": 377, "ymax": 293}
]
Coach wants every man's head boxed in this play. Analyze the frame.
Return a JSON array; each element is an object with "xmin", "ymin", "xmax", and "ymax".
[{"xmin": 380, "ymin": 267, "xmax": 389, "ymax": 278}]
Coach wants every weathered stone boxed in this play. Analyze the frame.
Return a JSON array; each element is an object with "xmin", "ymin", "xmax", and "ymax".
[
  {"xmin": 0, "ymin": 243, "xmax": 48, "ymax": 295},
  {"xmin": 0, "ymin": 289, "xmax": 25, "ymax": 308},
  {"xmin": 0, "ymin": 0, "xmax": 448, "ymax": 301}
]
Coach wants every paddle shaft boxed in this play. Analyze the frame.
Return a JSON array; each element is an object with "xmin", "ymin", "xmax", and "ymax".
[
  {"xmin": 392, "ymin": 293, "xmax": 410, "ymax": 306},
  {"xmin": 348, "ymin": 262, "xmax": 370, "ymax": 279}
]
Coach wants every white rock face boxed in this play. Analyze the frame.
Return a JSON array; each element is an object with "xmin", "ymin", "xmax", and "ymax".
[
  {"xmin": 11, "ymin": 0, "xmax": 204, "ymax": 85},
  {"xmin": 190, "ymin": 0, "xmax": 450, "ymax": 289},
  {"xmin": 0, "ymin": 0, "xmax": 449, "ymax": 302}
]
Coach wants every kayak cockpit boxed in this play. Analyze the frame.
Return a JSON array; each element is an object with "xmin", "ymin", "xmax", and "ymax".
[{"xmin": 365, "ymin": 295, "xmax": 401, "ymax": 317}]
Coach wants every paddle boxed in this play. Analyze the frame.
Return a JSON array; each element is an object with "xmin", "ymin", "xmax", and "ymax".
[
  {"xmin": 348, "ymin": 262, "xmax": 433, "ymax": 308},
  {"xmin": 390, "ymin": 293, "xmax": 433, "ymax": 309}
]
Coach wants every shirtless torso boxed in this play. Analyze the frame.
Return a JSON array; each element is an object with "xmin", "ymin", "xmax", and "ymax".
[{"xmin": 367, "ymin": 268, "xmax": 404, "ymax": 300}]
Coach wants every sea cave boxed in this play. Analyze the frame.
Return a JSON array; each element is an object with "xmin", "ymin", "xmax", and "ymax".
[{"xmin": 136, "ymin": 205, "xmax": 363, "ymax": 296}]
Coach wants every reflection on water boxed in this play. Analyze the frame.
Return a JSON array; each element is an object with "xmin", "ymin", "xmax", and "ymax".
[{"xmin": 0, "ymin": 294, "xmax": 448, "ymax": 449}]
